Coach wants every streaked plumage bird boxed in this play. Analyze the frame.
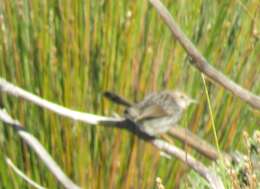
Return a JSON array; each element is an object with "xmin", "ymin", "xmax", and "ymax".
[{"xmin": 104, "ymin": 91, "xmax": 196, "ymax": 136}]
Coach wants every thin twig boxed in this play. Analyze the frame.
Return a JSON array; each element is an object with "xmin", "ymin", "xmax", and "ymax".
[
  {"xmin": 149, "ymin": 0, "xmax": 260, "ymax": 110},
  {"xmin": 0, "ymin": 109, "xmax": 81, "ymax": 189},
  {"xmin": 201, "ymin": 74, "xmax": 220, "ymax": 153},
  {"xmin": 5, "ymin": 157, "xmax": 46, "ymax": 189},
  {"xmin": 0, "ymin": 78, "xmax": 224, "ymax": 189}
]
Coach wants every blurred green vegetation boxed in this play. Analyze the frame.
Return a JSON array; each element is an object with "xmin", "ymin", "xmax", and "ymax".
[{"xmin": 0, "ymin": 0, "xmax": 260, "ymax": 188}]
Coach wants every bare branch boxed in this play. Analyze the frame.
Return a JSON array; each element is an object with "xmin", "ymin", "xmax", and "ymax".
[
  {"xmin": 0, "ymin": 78, "xmax": 123, "ymax": 125},
  {"xmin": 0, "ymin": 109, "xmax": 81, "ymax": 189},
  {"xmin": 149, "ymin": 0, "xmax": 260, "ymax": 110},
  {"xmin": 169, "ymin": 127, "xmax": 232, "ymax": 161},
  {"xmin": 5, "ymin": 157, "xmax": 46, "ymax": 189}
]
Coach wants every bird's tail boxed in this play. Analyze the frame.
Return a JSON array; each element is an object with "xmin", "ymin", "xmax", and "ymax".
[{"xmin": 103, "ymin": 91, "xmax": 132, "ymax": 107}]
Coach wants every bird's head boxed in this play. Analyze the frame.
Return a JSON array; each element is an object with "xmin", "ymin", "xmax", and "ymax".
[{"xmin": 171, "ymin": 91, "xmax": 196, "ymax": 109}]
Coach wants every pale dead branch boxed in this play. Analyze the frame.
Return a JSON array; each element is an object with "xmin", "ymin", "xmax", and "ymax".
[
  {"xmin": 149, "ymin": 0, "xmax": 260, "ymax": 110},
  {"xmin": 0, "ymin": 109, "xmax": 81, "ymax": 189},
  {"xmin": 0, "ymin": 78, "xmax": 123, "ymax": 125}
]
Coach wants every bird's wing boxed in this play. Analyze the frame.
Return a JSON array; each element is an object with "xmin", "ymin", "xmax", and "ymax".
[{"xmin": 135, "ymin": 104, "xmax": 169, "ymax": 122}]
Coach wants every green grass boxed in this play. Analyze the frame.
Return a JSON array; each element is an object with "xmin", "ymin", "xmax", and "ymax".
[{"xmin": 0, "ymin": 0, "xmax": 260, "ymax": 188}]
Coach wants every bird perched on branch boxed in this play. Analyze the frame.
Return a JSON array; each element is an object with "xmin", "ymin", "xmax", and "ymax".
[{"xmin": 104, "ymin": 91, "xmax": 196, "ymax": 136}]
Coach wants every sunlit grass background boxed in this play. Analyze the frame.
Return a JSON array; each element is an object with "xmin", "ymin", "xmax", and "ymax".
[{"xmin": 0, "ymin": 0, "xmax": 260, "ymax": 188}]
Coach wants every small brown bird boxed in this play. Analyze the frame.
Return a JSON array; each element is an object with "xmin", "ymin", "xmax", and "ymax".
[{"xmin": 104, "ymin": 91, "xmax": 196, "ymax": 136}]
